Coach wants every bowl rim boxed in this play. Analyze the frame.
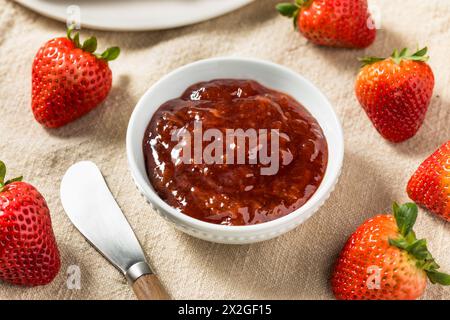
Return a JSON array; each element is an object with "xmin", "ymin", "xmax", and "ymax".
[{"xmin": 126, "ymin": 56, "xmax": 344, "ymax": 234}]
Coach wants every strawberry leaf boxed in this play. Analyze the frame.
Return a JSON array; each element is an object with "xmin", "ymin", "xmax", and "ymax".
[
  {"xmin": 82, "ymin": 37, "xmax": 98, "ymax": 53},
  {"xmin": 391, "ymin": 47, "xmax": 429, "ymax": 64},
  {"xmin": 276, "ymin": 1, "xmax": 313, "ymax": 30},
  {"xmin": 406, "ymin": 239, "xmax": 434, "ymax": 261},
  {"xmin": 4, "ymin": 176, "xmax": 23, "ymax": 185},
  {"xmin": 358, "ymin": 56, "xmax": 385, "ymax": 67},
  {"xmin": 276, "ymin": 3, "xmax": 299, "ymax": 17},
  {"xmin": 418, "ymin": 259, "xmax": 440, "ymax": 271},
  {"xmin": 399, "ymin": 48, "xmax": 408, "ymax": 57},
  {"xmin": 66, "ymin": 24, "xmax": 76, "ymax": 40},
  {"xmin": 65, "ymin": 26, "xmax": 120, "ymax": 61},
  {"xmin": 295, "ymin": 0, "xmax": 310, "ymax": 6},
  {"xmin": 276, "ymin": 2, "xmax": 300, "ymax": 30},
  {"xmin": 293, "ymin": 11, "xmax": 300, "ymax": 29},
  {"xmin": 73, "ymin": 32, "xmax": 81, "ymax": 48},
  {"xmin": 388, "ymin": 202, "xmax": 450, "ymax": 286},
  {"xmin": 389, "ymin": 237, "xmax": 409, "ymax": 250},
  {"xmin": 99, "ymin": 47, "xmax": 120, "ymax": 61},
  {"xmin": 412, "ymin": 47, "xmax": 428, "ymax": 58},
  {"xmin": 405, "ymin": 230, "xmax": 417, "ymax": 243},
  {"xmin": 359, "ymin": 47, "xmax": 429, "ymax": 67},
  {"xmin": 0, "ymin": 161, "xmax": 22, "ymax": 192},
  {"xmin": 427, "ymin": 270, "xmax": 450, "ymax": 285},
  {"xmin": 393, "ymin": 202, "xmax": 417, "ymax": 237},
  {"xmin": 0, "ymin": 160, "xmax": 5, "ymax": 185}
]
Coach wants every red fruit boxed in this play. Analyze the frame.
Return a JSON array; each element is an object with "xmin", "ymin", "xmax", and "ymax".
[
  {"xmin": 407, "ymin": 141, "xmax": 450, "ymax": 222},
  {"xmin": 331, "ymin": 203, "xmax": 450, "ymax": 300},
  {"xmin": 355, "ymin": 47, "xmax": 435, "ymax": 142},
  {"xmin": 276, "ymin": 0, "xmax": 376, "ymax": 48},
  {"xmin": 0, "ymin": 161, "xmax": 60, "ymax": 286},
  {"xmin": 32, "ymin": 27, "xmax": 120, "ymax": 128}
]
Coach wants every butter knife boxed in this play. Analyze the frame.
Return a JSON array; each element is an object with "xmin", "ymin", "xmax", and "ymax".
[{"xmin": 60, "ymin": 161, "xmax": 170, "ymax": 300}]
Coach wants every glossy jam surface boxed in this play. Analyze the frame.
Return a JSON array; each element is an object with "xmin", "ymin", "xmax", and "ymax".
[{"xmin": 143, "ymin": 79, "xmax": 328, "ymax": 226}]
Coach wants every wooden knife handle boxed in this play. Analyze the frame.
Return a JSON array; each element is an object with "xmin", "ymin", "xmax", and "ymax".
[{"xmin": 132, "ymin": 274, "xmax": 171, "ymax": 300}]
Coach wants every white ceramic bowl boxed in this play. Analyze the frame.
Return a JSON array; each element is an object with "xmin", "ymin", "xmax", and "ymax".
[{"xmin": 126, "ymin": 57, "xmax": 344, "ymax": 244}]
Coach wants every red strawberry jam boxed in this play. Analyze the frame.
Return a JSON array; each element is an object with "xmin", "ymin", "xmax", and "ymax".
[{"xmin": 143, "ymin": 79, "xmax": 328, "ymax": 226}]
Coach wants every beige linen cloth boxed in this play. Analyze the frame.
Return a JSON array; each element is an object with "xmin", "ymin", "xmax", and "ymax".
[{"xmin": 0, "ymin": 0, "xmax": 449, "ymax": 300}]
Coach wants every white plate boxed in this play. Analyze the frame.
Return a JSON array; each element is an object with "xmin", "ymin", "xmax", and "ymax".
[{"xmin": 15, "ymin": 0, "xmax": 254, "ymax": 31}]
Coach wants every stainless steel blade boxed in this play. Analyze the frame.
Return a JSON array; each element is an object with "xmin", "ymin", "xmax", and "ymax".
[{"xmin": 60, "ymin": 161, "xmax": 148, "ymax": 275}]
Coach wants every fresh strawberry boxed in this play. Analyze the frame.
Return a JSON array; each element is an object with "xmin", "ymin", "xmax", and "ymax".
[
  {"xmin": 32, "ymin": 27, "xmax": 120, "ymax": 128},
  {"xmin": 276, "ymin": 0, "xmax": 376, "ymax": 48},
  {"xmin": 0, "ymin": 161, "xmax": 60, "ymax": 286},
  {"xmin": 407, "ymin": 141, "xmax": 450, "ymax": 222},
  {"xmin": 331, "ymin": 203, "xmax": 450, "ymax": 300},
  {"xmin": 355, "ymin": 47, "xmax": 435, "ymax": 142}
]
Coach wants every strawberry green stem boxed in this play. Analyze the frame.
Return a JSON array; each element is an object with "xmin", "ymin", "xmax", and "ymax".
[
  {"xmin": 389, "ymin": 202, "xmax": 450, "ymax": 285},
  {"xmin": 66, "ymin": 25, "xmax": 120, "ymax": 62},
  {"xmin": 358, "ymin": 47, "xmax": 429, "ymax": 67},
  {"xmin": 0, "ymin": 161, "xmax": 23, "ymax": 193}
]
